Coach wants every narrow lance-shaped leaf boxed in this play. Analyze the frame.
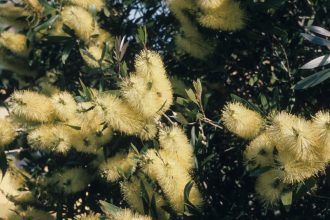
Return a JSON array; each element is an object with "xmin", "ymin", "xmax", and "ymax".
[
  {"xmin": 294, "ymin": 68, "xmax": 330, "ymax": 90},
  {"xmin": 309, "ymin": 26, "xmax": 330, "ymax": 37},
  {"xmin": 301, "ymin": 33, "xmax": 330, "ymax": 47},
  {"xmin": 300, "ymin": 55, "xmax": 330, "ymax": 69}
]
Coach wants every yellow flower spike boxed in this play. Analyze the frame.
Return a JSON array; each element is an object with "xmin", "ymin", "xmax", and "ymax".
[
  {"xmin": 8, "ymin": 207, "xmax": 55, "ymax": 220},
  {"xmin": 62, "ymin": 0, "xmax": 105, "ymax": 11},
  {"xmin": 10, "ymin": 90, "xmax": 56, "ymax": 123},
  {"xmin": 51, "ymin": 91, "xmax": 77, "ymax": 121},
  {"xmin": 108, "ymin": 208, "xmax": 152, "ymax": 220},
  {"xmin": 197, "ymin": 0, "xmax": 223, "ymax": 9},
  {"xmin": 0, "ymin": 118, "xmax": 17, "ymax": 148},
  {"xmin": 94, "ymin": 93, "xmax": 146, "ymax": 136},
  {"xmin": 120, "ymin": 174, "xmax": 167, "ymax": 218},
  {"xmin": 61, "ymin": 6, "xmax": 97, "ymax": 42},
  {"xmin": 275, "ymin": 151, "xmax": 326, "ymax": 184},
  {"xmin": 0, "ymin": 166, "xmax": 26, "ymax": 200},
  {"xmin": 138, "ymin": 120, "xmax": 158, "ymax": 140},
  {"xmin": 0, "ymin": 4, "xmax": 31, "ymax": 28},
  {"xmin": 198, "ymin": 0, "xmax": 245, "ymax": 31},
  {"xmin": 143, "ymin": 149, "xmax": 203, "ymax": 213},
  {"xmin": 221, "ymin": 102, "xmax": 265, "ymax": 140},
  {"xmin": 0, "ymin": 32, "xmax": 28, "ymax": 57},
  {"xmin": 255, "ymin": 169, "xmax": 285, "ymax": 206},
  {"xmin": 312, "ymin": 111, "xmax": 330, "ymax": 161},
  {"xmin": 27, "ymin": 124, "xmax": 72, "ymax": 154},
  {"xmin": 158, "ymin": 126, "xmax": 194, "ymax": 171},
  {"xmin": 243, "ymin": 132, "xmax": 275, "ymax": 171},
  {"xmin": 48, "ymin": 167, "xmax": 91, "ymax": 194},
  {"xmin": 22, "ymin": 0, "xmax": 44, "ymax": 14},
  {"xmin": 270, "ymin": 112, "xmax": 320, "ymax": 161},
  {"xmin": 99, "ymin": 151, "xmax": 137, "ymax": 182}
]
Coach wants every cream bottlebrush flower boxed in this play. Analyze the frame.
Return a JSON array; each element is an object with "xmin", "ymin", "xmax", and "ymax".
[
  {"xmin": 0, "ymin": 118, "xmax": 17, "ymax": 148},
  {"xmin": 0, "ymin": 166, "xmax": 26, "ymax": 199},
  {"xmin": 22, "ymin": 0, "xmax": 44, "ymax": 13},
  {"xmin": 75, "ymin": 212, "xmax": 101, "ymax": 220},
  {"xmin": 158, "ymin": 126, "xmax": 194, "ymax": 171},
  {"xmin": 9, "ymin": 90, "xmax": 56, "ymax": 123},
  {"xmin": 108, "ymin": 208, "xmax": 152, "ymax": 220},
  {"xmin": 51, "ymin": 91, "xmax": 77, "ymax": 121},
  {"xmin": 99, "ymin": 151, "xmax": 137, "ymax": 182},
  {"xmin": 221, "ymin": 102, "xmax": 264, "ymax": 139},
  {"xmin": 0, "ymin": 4, "xmax": 31, "ymax": 28},
  {"xmin": 61, "ymin": 6, "xmax": 97, "ymax": 42},
  {"xmin": 270, "ymin": 112, "xmax": 320, "ymax": 161},
  {"xmin": 0, "ymin": 193, "xmax": 16, "ymax": 220},
  {"xmin": 121, "ymin": 74, "xmax": 172, "ymax": 119},
  {"xmin": 312, "ymin": 111, "xmax": 330, "ymax": 161},
  {"xmin": 255, "ymin": 169, "xmax": 285, "ymax": 206},
  {"xmin": 27, "ymin": 124, "xmax": 72, "ymax": 153},
  {"xmin": 8, "ymin": 207, "xmax": 55, "ymax": 220},
  {"xmin": 0, "ymin": 32, "xmax": 28, "ymax": 56},
  {"xmin": 143, "ymin": 150, "xmax": 203, "ymax": 212},
  {"xmin": 62, "ymin": 0, "xmax": 105, "ymax": 11},
  {"xmin": 120, "ymin": 175, "xmax": 167, "ymax": 217},
  {"xmin": 138, "ymin": 120, "xmax": 158, "ymax": 140},
  {"xmin": 197, "ymin": 0, "xmax": 223, "ymax": 9},
  {"xmin": 48, "ymin": 167, "xmax": 91, "ymax": 194},
  {"xmin": 275, "ymin": 151, "xmax": 326, "ymax": 184},
  {"xmin": 244, "ymin": 132, "xmax": 275, "ymax": 171},
  {"xmin": 94, "ymin": 93, "xmax": 146, "ymax": 136},
  {"xmin": 198, "ymin": 0, "xmax": 245, "ymax": 31}
]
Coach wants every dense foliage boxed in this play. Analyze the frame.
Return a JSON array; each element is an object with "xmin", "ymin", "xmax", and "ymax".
[{"xmin": 1, "ymin": 0, "xmax": 330, "ymax": 219}]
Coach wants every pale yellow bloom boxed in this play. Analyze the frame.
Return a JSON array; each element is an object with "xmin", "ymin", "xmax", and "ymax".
[
  {"xmin": 99, "ymin": 151, "xmax": 137, "ymax": 182},
  {"xmin": 80, "ymin": 45, "xmax": 107, "ymax": 68},
  {"xmin": 197, "ymin": 0, "xmax": 223, "ymax": 9},
  {"xmin": 198, "ymin": 0, "xmax": 245, "ymax": 31},
  {"xmin": 312, "ymin": 111, "xmax": 330, "ymax": 161},
  {"xmin": 0, "ymin": 118, "xmax": 16, "ymax": 148},
  {"xmin": 244, "ymin": 132, "xmax": 275, "ymax": 171},
  {"xmin": 62, "ymin": 0, "xmax": 105, "ymax": 11},
  {"xmin": 75, "ymin": 212, "xmax": 101, "ymax": 220},
  {"xmin": 108, "ymin": 208, "xmax": 152, "ymax": 220},
  {"xmin": 0, "ymin": 31, "xmax": 28, "ymax": 56},
  {"xmin": 159, "ymin": 126, "xmax": 194, "ymax": 171},
  {"xmin": 28, "ymin": 124, "xmax": 72, "ymax": 153},
  {"xmin": 255, "ymin": 169, "xmax": 285, "ymax": 206},
  {"xmin": 10, "ymin": 90, "xmax": 56, "ymax": 123},
  {"xmin": 22, "ymin": 0, "xmax": 44, "ymax": 13},
  {"xmin": 270, "ymin": 112, "xmax": 320, "ymax": 161},
  {"xmin": 221, "ymin": 102, "xmax": 264, "ymax": 139},
  {"xmin": 61, "ymin": 6, "xmax": 97, "ymax": 42},
  {"xmin": 51, "ymin": 91, "xmax": 77, "ymax": 121}
]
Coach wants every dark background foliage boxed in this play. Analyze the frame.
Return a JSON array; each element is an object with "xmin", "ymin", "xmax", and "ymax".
[{"xmin": 2, "ymin": 0, "xmax": 330, "ymax": 219}]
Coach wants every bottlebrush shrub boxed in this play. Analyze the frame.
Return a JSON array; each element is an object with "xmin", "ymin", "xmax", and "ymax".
[
  {"xmin": 221, "ymin": 101, "xmax": 330, "ymax": 207},
  {"xmin": 0, "ymin": 47, "xmax": 205, "ymax": 219}
]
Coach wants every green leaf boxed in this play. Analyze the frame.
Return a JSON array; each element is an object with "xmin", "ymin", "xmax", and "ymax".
[
  {"xmin": 294, "ymin": 68, "xmax": 330, "ymax": 90},
  {"xmin": 140, "ymin": 180, "xmax": 150, "ymax": 215},
  {"xmin": 61, "ymin": 40, "xmax": 75, "ymax": 64},
  {"xmin": 185, "ymin": 89, "xmax": 198, "ymax": 105},
  {"xmin": 300, "ymin": 55, "xmax": 330, "ymax": 69},
  {"xmin": 309, "ymin": 26, "xmax": 330, "ymax": 37},
  {"xmin": 294, "ymin": 178, "xmax": 317, "ymax": 201},
  {"xmin": 174, "ymin": 112, "xmax": 189, "ymax": 125},
  {"xmin": 33, "ymin": 15, "xmax": 59, "ymax": 32},
  {"xmin": 150, "ymin": 194, "xmax": 158, "ymax": 219},
  {"xmin": 301, "ymin": 33, "xmax": 330, "ymax": 47},
  {"xmin": 0, "ymin": 151, "xmax": 8, "ymax": 180}
]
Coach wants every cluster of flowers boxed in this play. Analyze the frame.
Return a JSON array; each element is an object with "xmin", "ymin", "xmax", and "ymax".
[
  {"xmin": 0, "ymin": 0, "xmax": 114, "ymax": 78},
  {"xmin": 222, "ymin": 102, "xmax": 330, "ymax": 205},
  {"xmin": 168, "ymin": 0, "xmax": 245, "ymax": 59},
  {"xmin": 0, "ymin": 48, "xmax": 202, "ymax": 219}
]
